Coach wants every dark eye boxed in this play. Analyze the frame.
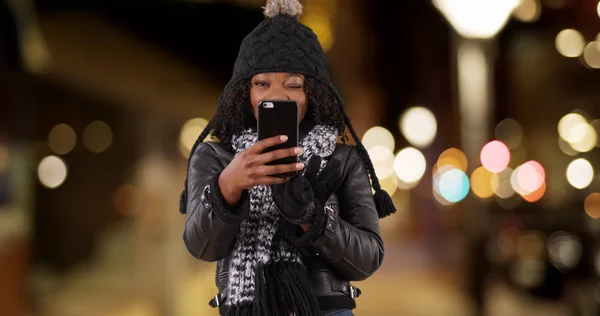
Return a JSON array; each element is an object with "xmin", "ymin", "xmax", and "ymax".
[
  {"xmin": 287, "ymin": 84, "xmax": 303, "ymax": 89},
  {"xmin": 254, "ymin": 81, "xmax": 268, "ymax": 87}
]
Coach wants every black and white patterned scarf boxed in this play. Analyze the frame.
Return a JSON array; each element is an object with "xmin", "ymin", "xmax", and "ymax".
[{"xmin": 226, "ymin": 125, "xmax": 337, "ymax": 316}]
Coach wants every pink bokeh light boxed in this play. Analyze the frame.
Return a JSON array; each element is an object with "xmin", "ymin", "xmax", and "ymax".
[
  {"xmin": 480, "ymin": 140, "xmax": 510, "ymax": 173},
  {"xmin": 516, "ymin": 160, "xmax": 546, "ymax": 194}
]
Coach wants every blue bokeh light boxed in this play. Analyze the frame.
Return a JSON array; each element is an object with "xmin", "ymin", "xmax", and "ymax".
[{"xmin": 439, "ymin": 168, "xmax": 470, "ymax": 203}]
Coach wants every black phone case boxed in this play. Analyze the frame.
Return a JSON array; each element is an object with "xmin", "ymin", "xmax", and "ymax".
[{"xmin": 257, "ymin": 100, "xmax": 299, "ymax": 178}]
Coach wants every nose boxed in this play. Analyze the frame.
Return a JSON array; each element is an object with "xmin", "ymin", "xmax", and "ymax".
[{"xmin": 263, "ymin": 85, "xmax": 291, "ymax": 101}]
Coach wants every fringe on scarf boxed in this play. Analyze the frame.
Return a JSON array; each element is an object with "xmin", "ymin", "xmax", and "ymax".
[
  {"xmin": 252, "ymin": 261, "xmax": 322, "ymax": 316},
  {"xmin": 224, "ymin": 304, "xmax": 253, "ymax": 316}
]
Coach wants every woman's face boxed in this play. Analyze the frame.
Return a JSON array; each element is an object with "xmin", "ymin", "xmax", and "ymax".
[{"xmin": 250, "ymin": 73, "xmax": 308, "ymax": 122}]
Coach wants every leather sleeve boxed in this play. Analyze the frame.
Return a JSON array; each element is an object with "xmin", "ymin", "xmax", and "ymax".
[
  {"xmin": 182, "ymin": 142, "xmax": 249, "ymax": 262},
  {"xmin": 305, "ymin": 147, "xmax": 385, "ymax": 281}
]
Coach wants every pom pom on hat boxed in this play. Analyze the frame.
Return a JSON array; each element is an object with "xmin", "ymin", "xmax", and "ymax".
[{"xmin": 263, "ymin": 0, "xmax": 303, "ymax": 19}]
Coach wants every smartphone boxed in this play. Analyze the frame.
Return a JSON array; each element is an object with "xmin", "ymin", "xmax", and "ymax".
[{"xmin": 257, "ymin": 100, "xmax": 299, "ymax": 178}]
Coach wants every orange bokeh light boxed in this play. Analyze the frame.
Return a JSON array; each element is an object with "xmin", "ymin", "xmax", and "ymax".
[
  {"xmin": 585, "ymin": 193, "xmax": 600, "ymax": 219},
  {"xmin": 522, "ymin": 181, "xmax": 546, "ymax": 203}
]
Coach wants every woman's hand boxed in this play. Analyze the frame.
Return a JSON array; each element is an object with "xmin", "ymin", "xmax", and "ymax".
[
  {"xmin": 219, "ymin": 135, "xmax": 304, "ymax": 206},
  {"xmin": 272, "ymin": 156, "xmax": 342, "ymax": 230}
]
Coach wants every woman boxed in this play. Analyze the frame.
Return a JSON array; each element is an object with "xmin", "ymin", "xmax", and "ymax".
[{"xmin": 180, "ymin": 1, "xmax": 396, "ymax": 315}]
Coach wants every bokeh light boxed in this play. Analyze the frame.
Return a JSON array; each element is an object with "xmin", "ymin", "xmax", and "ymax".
[
  {"xmin": 558, "ymin": 112, "xmax": 587, "ymax": 142},
  {"xmin": 300, "ymin": 0, "xmax": 335, "ymax": 52},
  {"xmin": 511, "ymin": 166, "xmax": 525, "ymax": 196},
  {"xmin": 433, "ymin": 0, "xmax": 520, "ymax": 39},
  {"xmin": 571, "ymin": 109, "xmax": 594, "ymax": 121},
  {"xmin": 114, "ymin": 184, "xmax": 145, "ymax": 216},
  {"xmin": 516, "ymin": 231, "xmax": 545, "ymax": 260},
  {"xmin": 363, "ymin": 126, "xmax": 395, "ymax": 151},
  {"xmin": 585, "ymin": 193, "xmax": 600, "ymax": 219},
  {"xmin": 566, "ymin": 158, "xmax": 594, "ymax": 189},
  {"xmin": 547, "ymin": 231, "xmax": 582, "ymax": 271},
  {"xmin": 48, "ymin": 123, "xmax": 77, "ymax": 155},
  {"xmin": 379, "ymin": 175, "xmax": 398, "ymax": 197},
  {"xmin": 567, "ymin": 122, "xmax": 597, "ymax": 152},
  {"xmin": 397, "ymin": 178, "xmax": 420, "ymax": 190},
  {"xmin": 393, "ymin": 147, "xmax": 426, "ymax": 185},
  {"xmin": 494, "ymin": 118, "xmax": 523, "ymax": 149},
  {"xmin": 438, "ymin": 168, "xmax": 470, "ymax": 203},
  {"xmin": 38, "ymin": 155, "xmax": 68, "ymax": 189},
  {"xmin": 433, "ymin": 164, "xmax": 453, "ymax": 205},
  {"xmin": 437, "ymin": 148, "xmax": 468, "ymax": 172},
  {"xmin": 399, "ymin": 106, "xmax": 437, "ymax": 148},
  {"xmin": 516, "ymin": 161, "xmax": 545, "ymax": 193},
  {"xmin": 509, "ymin": 259, "xmax": 545, "ymax": 288},
  {"xmin": 433, "ymin": 164, "xmax": 453, "ymax": 182},
  {"xmin": 470, "ymin": 167, "xmax": 494, "ymax": 199},
  {"xmin": 513, "ymin": 0, "xmax": 541, "ymax": 23},
  {"xmin": 496, "ymin": 194, "xmax": 522, "ymax": 210},
  {"xmin": 433, "ymin": 178, "xmax": 455, "ymax": 206},
  {"xmin": 510, "ymin": 161, "xmax": 547, "ymax": 202},
  {"xmin": 480, "ymin": 140, "xmax": 510, "ymax": 173},
  {"xmin": 522, "ymin": 181, "xmax": 546, "ymax": 203},
  {"xmin": 368, "ymin": 145, "xmax": 395, "ymax": 179},
  {"xmin": 180, "ymin": 118, "xmax": 209, "ymax": 157},
  {"xmin": 555, "ymin": 29, "xmax": 585, "ymax": 58},
  {"xmin": 302, "ymin": 17, "xmax": 333, "ymax": 52},
  {"xmin": 491, "ymin": 167, "xmax": 516, "ymax": 198},
  {"xmin": 592, "ymin": 120, "xmax": 600, "ymax": 147},
  {"xmin": 558, "ymin": 137, "xmax": 578, "ymax": 156},
  {"xmin": 583, "ymin": 41, "xmax": 600, "ymax": 69},
  {"xmin": 83, "ymin": 121, "xmax": 113, "ymax": 153}
]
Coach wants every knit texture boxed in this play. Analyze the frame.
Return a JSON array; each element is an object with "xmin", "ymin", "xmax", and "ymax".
[
  {"xmin": 220, "ymin": 14, "xmax": 339, "ymax": 105},
  {"xmin": 225, "ymin": 125, "xmax": 337, "ymax": 315}
]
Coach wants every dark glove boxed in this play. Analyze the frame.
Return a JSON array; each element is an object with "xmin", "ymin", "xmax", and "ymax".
[{"xmin": 272, "ymin": 155, "xmax": 342, "ymax": 224}]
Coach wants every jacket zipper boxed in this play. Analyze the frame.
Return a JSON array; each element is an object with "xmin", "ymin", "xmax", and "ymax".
[{"xmin": 215, "ymin": 271, "xmax": 228, "ymax": 283}]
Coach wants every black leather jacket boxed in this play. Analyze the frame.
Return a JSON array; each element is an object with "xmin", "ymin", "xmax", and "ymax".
[{"xmin": 183, "ymin": 141, "xmax": 384, "ymax": 312}]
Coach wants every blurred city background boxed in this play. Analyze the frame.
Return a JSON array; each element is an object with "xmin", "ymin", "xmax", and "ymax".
[{"xmin": 1, "ymin": 0, "xmax": 600, "ymax": 315}]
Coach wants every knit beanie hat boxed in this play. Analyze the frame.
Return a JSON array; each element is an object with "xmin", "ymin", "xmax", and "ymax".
[{"xmin": 181, "ymin": 0, "xmax": 396, "ymax": 218}]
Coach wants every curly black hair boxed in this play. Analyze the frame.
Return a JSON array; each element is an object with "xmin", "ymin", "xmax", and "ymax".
[{"xmin": 208, "ymin": 77, "xmax": 347, "ymax": 148}]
